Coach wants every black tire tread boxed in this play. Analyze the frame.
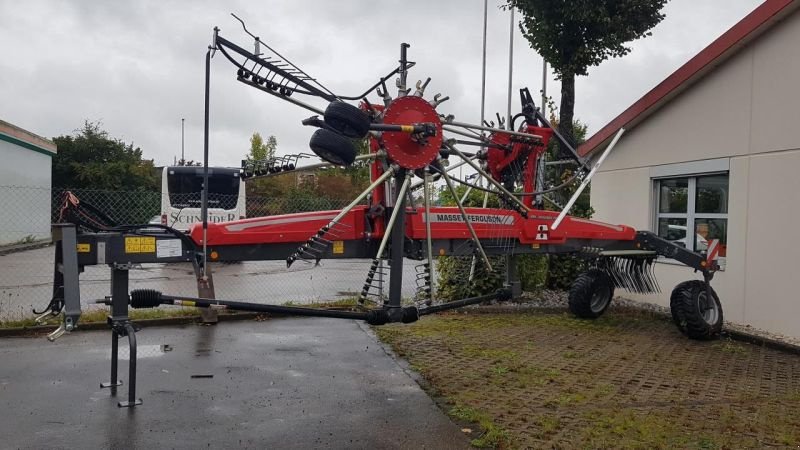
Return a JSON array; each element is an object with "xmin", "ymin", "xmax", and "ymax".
[
  {"xmin": 309, "ymin": 129, "xmax": 357, "ymax": 166},
  {"xmin": 568, "ymin": 268, "xmax": 614, "ymax": 319},
  {"xmin": 324, "ymin": 101, "xmax": 370, "ymax": 139},
  {"xmin": 671, "ymin": 280, "xmax": 722, "ymax": 340}
]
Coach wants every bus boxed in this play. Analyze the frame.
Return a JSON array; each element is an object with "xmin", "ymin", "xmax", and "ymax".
[{"xmin": 160, "ymin": 166, "xmax": 246, "ymax": 231}]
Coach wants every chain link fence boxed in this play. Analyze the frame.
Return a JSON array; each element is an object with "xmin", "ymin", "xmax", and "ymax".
[{"xmin": 0, "ymin": 185, "xmax": 425, "ymax": 323}]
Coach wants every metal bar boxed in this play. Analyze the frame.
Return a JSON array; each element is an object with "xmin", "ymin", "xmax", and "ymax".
[
  {"xmin": 329, "ymin": 167, "xmax": 395, "ymax": 227},
  {"xmin": 506, "ymin": 6, "xmax": 514, "ymax": 128},
  {"xmin": 100, "ymin": 331, "xmax": 122, "ymax": 392},
  {"xmin": 202, "ymin": 49, "xmax": 211, "ymax": 278},
  {"xmin": 419, "ymin": 292, "xmax": 499, "ymax": 315},
  {"xmin": 238, "ymin": 78, "xmax": 325, "ymax": 115},
  {"xmin": 244, "ymin": 153, "xmax": 376, "ymax": 181},
  {"xmin": 533, "ymin": 109, "xmax": 591, "ymax": 172},
  {"xmin": 216, "ymin": 35, "xmax": 337, "ymax": 102},
  {"xmin": 409, "ymin": 156, "xmax": 476, "ymax": 191},
  {"xmin": 480, "ymin": 0, "xmax": 488, "ymax": 135},
  {"xmin": 440, "ymin": 167, "xmax": 492, "ymax": 271},
  {"xmin": 442, "ymin": 125, "xmax": 493, "ymax": 143},
  {"xmin": 468, "ymin": 179, "xmax": 491, "ymax": 282},
  {"xmin": 157, "ymin": 295, "xmax": 371, "ymax": 320},
  {"xmin": 118, "ymin": 323, "xmax": 142, "ymax": 407},
  {"xmin": 388, "ymin": 172, "xmax": 411, "ymax": 309},
  {"xmin": 446, "ymin": 143, "xmax": 531, "ymax": 213},
  {"xmin": 552, "ymin": 128, "xmax": 624, "ymax": 230},
  {"xmin": 422, "ymin": 169, "xmax": 435, "ymax": 300},
  {"xmin": 444, "ymin": 119, "xmax": 542, "ymax": 141},
  {"xmin": 375, "ymin": 172, "xmax": 412, "ymax": 261}
]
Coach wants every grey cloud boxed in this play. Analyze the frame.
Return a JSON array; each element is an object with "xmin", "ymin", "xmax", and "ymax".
[{"xmin": 0, "ymin": 0, "xmax": 762, "ymax": 168}]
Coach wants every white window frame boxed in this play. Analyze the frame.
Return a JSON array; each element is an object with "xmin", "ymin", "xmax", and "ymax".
[{"xmin": 650, "ymin": 159, "xmax": 729, "ymax": 268}]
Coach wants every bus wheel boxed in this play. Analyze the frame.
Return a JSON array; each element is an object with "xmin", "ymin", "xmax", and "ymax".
[
  {"xmin": 309, "ymin": 129, "xmax": 357, "ymax": 166},
  {"xmin": 324, "ymin": 101, "xmax": 370, "ymax": 139}
]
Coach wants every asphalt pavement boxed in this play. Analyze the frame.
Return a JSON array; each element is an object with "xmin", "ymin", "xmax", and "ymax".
[{"xmin": 0, "ymin": 317, "xmax": 469, "ymax": 449}]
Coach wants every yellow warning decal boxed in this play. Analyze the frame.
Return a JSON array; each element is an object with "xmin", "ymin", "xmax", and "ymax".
[
  {"xmin": 333, "ymin": 240, "xmax": 344, "ymax": 254},
  {"xmin": 401, "ymin": 125, "xmax": 414, "ymax": 133},
  {"xmin": 531, "ymin": 243, "xmax": 540, "ymax": 249},
  {"xmin": 178, "ymin": 300, "xmax": 196, "ymax": 307},
  {"xmin": 125, "ymin": 236, "xmax": 156, "ymax": 253},
  {"xmin": 76, "ymin": 243, "xmax": 91, "ymax": 253}
]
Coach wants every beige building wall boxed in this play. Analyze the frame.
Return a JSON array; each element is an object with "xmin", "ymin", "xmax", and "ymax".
[{"xmin": 590, "ymin": 11, "xmax": 800, "ymax": 338}]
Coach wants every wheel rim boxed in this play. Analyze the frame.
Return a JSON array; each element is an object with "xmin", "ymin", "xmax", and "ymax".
[
  {"xmin": 698, "ymin": 291, "xmax": 719, "ymax": 325},
  {"xmin": 590, "ymin": 287, "xmax": 611, "ymax": 314}
]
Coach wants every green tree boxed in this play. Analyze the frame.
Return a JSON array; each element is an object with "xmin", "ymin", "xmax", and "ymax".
[
  {"xmin": 508, "ymin": 0, "xmax": 666, "ymax": 156},
  {"xmin": 52, "ymin": 121, "xmax": 158, "ymax": 190},
  {"xmin": 247, "ymin": 132, "xmax": 277, "ymax": 162}
]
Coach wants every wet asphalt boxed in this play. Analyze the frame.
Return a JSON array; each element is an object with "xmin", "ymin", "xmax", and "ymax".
[{"xmin": 0, "ymin": 318, "xmax": 469, "ymax": 449}]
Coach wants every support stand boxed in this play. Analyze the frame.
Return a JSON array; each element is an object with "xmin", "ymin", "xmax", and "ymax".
[
  {"xmin": 387, "ymin": 170, "xmax": 407, "ymax": 321},
  {"xmin": 505, "ymin": 255, "xmax": 522, "ymax": 299},
  {"xmin": 99, "ymin": 266, "xmax": 142, "ymax": 407}
]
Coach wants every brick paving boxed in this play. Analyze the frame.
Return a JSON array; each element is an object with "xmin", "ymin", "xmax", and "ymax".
[{"xmin": 375, "ymin": 308, "xmax": 800, "ymax": 449}]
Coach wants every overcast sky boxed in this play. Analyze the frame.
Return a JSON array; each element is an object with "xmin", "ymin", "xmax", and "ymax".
[{"xmin": 0, "ymin": 0, "xmax": 762, "ymax": 168}]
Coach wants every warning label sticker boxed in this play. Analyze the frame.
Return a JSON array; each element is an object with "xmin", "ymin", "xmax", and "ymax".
[
  {"xmin": 422, "ymin": 213, "xmax": 514, "ymax": 225},
  {"xmin": 76, "ymin": 243, "xmax": 90, "ymax": 253},
  {"xmin": 156, "ymin": 239, "xmax": 182, "ymax": 258},
  {"xmin": 332, "ymin": 241, "xmax": 344, "ymax": 254},
  {"xmin": 125, "ymin": 236, "xmax": 156, "ymax": 253}
]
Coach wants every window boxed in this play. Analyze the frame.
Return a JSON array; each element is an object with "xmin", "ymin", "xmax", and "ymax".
[{"xmin": 654, "ymin": 174, "xmax": 728, "ymax": 259}]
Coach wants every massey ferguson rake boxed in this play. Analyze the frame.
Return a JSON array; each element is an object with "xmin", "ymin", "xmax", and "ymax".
[{"xmin": 41, "ymin": 18, "xmax": 723, "ymax": 406}]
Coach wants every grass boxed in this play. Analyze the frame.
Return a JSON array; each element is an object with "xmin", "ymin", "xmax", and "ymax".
[
  {"xmin": 282, "ymin": 297, "xmax": 361, "ymax": 309},
  {"xmin": 374, "ymin": 310, "xmax": 800, "ymax": 449},
  {"xmin": 449, "ymin": 404, "xmax": 513, "ymax": 448},
  {"xmin": 1, "ymin": 296, "xmax": 365, "ymax": 330},
  {"xmin": 1, "ymin": 307, "xmax": 205, "ymax": 329}
]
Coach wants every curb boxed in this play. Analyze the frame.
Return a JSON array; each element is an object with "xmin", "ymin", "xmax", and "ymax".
[
  {"xmin": 0, "ymin": 312, "xmax": 263, "ymax": 338},
  {"xmin": 0, "ymin": 240, "xmax": 51, "ymax": 256}
]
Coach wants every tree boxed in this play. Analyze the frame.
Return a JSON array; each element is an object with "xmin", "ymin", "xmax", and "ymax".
[
  {"xmin": 508, "ymin": 0, "xmax": 667, "ymax": 156},
  {"xmin": 247, "ymin": 132, "xmax": 277, "ymax": 162},
  {"xmin": 52, "ymin": 121, "xmax": 158, "ymax": 190}
]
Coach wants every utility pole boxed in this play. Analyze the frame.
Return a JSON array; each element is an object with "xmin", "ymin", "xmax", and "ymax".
[
  {"xmin": 506, "ymin": 7, "xmax": 514, "ymax": 129},
  {"xmin": 541, "ymin": 60, "xmax": 548, "ymax": 118},
  {"xmin": 181, "ymin": 118, "xmax": 185, "ymax": 164}
]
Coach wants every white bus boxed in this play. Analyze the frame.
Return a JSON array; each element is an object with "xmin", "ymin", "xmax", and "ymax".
[{"xmin": 160, "ymin": 166, "xmax": 246, "ymax": 231}]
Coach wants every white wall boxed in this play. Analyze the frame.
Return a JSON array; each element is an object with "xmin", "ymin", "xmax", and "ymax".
[
  {"xmin": 591, "ymin": 11, "xmax": 800, "ymax": 338},
  {"xmin": 0, "ymin": 140, "xmax": 53, "ymax": 245}
]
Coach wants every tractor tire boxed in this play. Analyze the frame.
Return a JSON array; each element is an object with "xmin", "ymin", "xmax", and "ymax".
[
  {"xmin": 670, "ymin": 280, "xmax": 722, "ymax": 340},
  {"xmin": 324, "ymin": 101, "xmax": 370, "ymax": 139},
  {"xmin": 309, "ymin": 129, "xmax": 357, "ymax": 166},
  {"xmin": 669, "ymin": 280, "xmax": 694, "ymax": 334},
  {"xmin": 568, "ymin": 269, "xmax": 615, "ymax": 319}
]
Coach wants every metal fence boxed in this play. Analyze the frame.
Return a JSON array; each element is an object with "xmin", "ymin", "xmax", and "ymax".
[{"xmin": 0, "ymin": 185, "xmax": 425, "ymax": 323}]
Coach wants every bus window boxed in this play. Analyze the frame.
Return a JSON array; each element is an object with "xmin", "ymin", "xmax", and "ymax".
[{"xmin": 162, "ymin": 166, "xmax": 246, "ymax": 230}]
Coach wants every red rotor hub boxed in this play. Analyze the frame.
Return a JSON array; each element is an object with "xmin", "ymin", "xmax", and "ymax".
[{"xmin": 381, "ymin": 96, "xmax": 443, "ymax": 170}]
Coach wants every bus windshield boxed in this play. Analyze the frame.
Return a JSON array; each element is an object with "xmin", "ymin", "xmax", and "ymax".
[
  {"xmin": 161, "ymin": 166, "xmax": 246, "ymax": 230},
  {"xmin": 167, "ymin": 167, "xmax": 240, "ymax": 210}
]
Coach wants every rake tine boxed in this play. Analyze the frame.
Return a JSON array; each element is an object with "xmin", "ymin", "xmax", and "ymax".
[
  {"xmin": 609, "ymin": 257, "xmax": 623, "ymax": 289},
  {"xmin": 628, "ymin": 259, "xmax": 640, "ymax": 293},
  {"xmin": 631, "ymin": 259, "xmax": 641, "ymax": 293},
  {"xmin": 650, "ymin": 258, "xmax": 661, "ymax": 293},
  {"xmin": 635, "ymin": 259, "xmax": 646, "ymax": 293},
  {"xmin": 621, "ymin": 258, "xmax": 631, "ymax": 291},
  {"xmin": 642, "ymin": 259, "xmax": 652, "ymax": 293}
]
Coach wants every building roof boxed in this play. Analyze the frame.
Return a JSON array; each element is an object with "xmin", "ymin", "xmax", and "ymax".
[
  {"xmin": 0, "ymin": 119, "xmax": 57, "ymax": 156},
  {"xmin": 579, "ymin": 0, "xmax": 800, "ymax": 156}
]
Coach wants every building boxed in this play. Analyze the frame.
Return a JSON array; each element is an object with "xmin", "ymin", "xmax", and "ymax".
[
  {"xmin": 580, "ymin": 0, "xmax": 800, "ymax": 339},
  {"xmin": 0, "ymin": 120, "xmax": 57, "ymax": 246}
]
